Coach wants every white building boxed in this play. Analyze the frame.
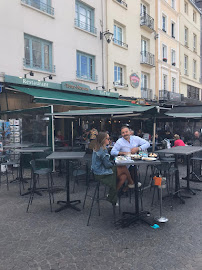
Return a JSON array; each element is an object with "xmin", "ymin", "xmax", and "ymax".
[{"xmin": 0, "ymin": 0, "xmax": 107, "ymax": 90}]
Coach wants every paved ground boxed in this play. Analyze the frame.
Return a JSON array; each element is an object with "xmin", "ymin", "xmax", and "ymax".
[{"xmin": 1, "ymin": 163, "xmax": 202, "ymax": 270}]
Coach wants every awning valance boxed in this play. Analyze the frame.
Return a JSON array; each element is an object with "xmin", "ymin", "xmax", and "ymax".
[
  {"xmin": 11, "ymin": 86, "xmax": 137, "ymax": 108},
  {"xmin": 46, "ymin": 106, "xmax": 156, "ymax": 118}
]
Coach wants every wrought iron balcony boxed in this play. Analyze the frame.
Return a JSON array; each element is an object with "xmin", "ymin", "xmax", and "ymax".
[
  {"xmin": 115, "ymin": 0, "xmax": 127, "ymax": 8},
  {"xmin": 159, "ymin": 90, "xmax": 182, "ymax": 102},
  {"xmin": 23, "ymin": 58, "xmax": 55, "ymax": 73},
  {"xmin": 76, "ymin": 71, "xmax": 98, "ymax": 82},
  {"xmin": 140, "ymin": 51, "xmax": 155, "ymax": 67},
  {"xmin": 141, "ymin": 88, "xmax": 153, "ymax": 100},
  {"xmin": 113, "ymin": 38, "xmax": 128, "ymax": 48},
  {"xmin": 140, "ymin": 13, "xmax": 154, "ymax": 32},
  {"xmin": 74, "ymin": 19, "xmax": 97, "ymax": 35},
  {"xmin": 21, "ymin": 0, "xmax": 54, "ymax": 16},
  {"xmin": 159, "ymin": 90, "xmax": 169, "ymax": 101}
]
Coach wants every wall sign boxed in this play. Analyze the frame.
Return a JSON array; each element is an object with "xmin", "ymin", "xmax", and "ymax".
[{"xmin": 130, "ymin": 73, "xmax": 140, "ymax": 88}]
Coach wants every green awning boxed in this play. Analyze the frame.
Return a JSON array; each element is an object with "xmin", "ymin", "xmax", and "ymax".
[
  {"xmin": 166, "ymin": 112, "xmax": 202, "ymax": 118},
  {"xmin": 46, "ymin": 106, "xmax": 156, "ymax": 117},
  {"xmin": 12, "ymin": 86, "xmax": 137, "ymax": 108}
]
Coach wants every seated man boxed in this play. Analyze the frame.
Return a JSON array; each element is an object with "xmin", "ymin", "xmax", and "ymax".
[{"xmin": 111, "ymin": 126, "xmax": 150, "ymax": 156}]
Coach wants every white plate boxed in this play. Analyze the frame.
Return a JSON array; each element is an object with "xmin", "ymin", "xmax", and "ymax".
[
  {"xmin": 142, "ymin": 157, "xmax": 157, "ymax": 161},
  {"xmin": 115, "ymin": 160, "xmax": 135, "ymax": 164}
]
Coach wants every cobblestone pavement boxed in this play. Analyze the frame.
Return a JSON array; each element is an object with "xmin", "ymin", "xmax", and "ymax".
[{"xmin": 0, "ymin": 163, "xmax": 202, "ymax": 270}]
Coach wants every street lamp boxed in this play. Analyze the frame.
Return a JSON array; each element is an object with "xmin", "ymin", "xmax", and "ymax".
[{"xmin": 100, "ymin": 30, "xmax": 113, "ymax": 43}]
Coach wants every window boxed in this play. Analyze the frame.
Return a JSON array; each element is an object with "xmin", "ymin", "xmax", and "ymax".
[
  {"xmin": 114, "ymin": 64, "xmax": 124, "ymax": 86},
  {"xmin": 21, "ymin": 0, "xmax": 54, "ymax": 16},
  {"xmin": 162, "ymin": 44, "xmax": 167, "ymax": 61},
  {"xmin": 162, "ymin": 15, "xmax": 166, "ymax": 32},
  {"xmin": 193, "ymin": 34, "xmax": 197, "ymax": 52},
  {"xmin": 184, "ymin": 27, "xmax": 188, "ymax": 46},
  {"xmin": 24, "ymin": 34, "xmax": 53, "ymax": 72},
  {"xmin": 141, "ymin": 73, "xmax": 150, "ymax": 99},
  {"xmin": 163, "ymin": 74, "xmax": 167, "ymax": 90},
  {"xmin": 171, "ymin": 0, "xmax": 175, "ymax": 9},
  {"xmin": 172, "ymin": 77, "xmax": 176, "ymax": 92},
  {"xmin": 171, "ymin": 49, "xmax": 176, "ymax": 65},
  {"xmin": 113, "ymin": 24, "xmax": 123, "ymax": 46},
  {"xmin": 184, "ymin": 1, "xmax": 188, "ymax": 14},
  {"xmin": 141, "ymin": 73, "xmax": 148, "ymax": 89},
  {"xmin": 140, "ymin": 3, "xmax": 147, "ymax": 15},
  {"xmin": 171, "ymin": 22, "xmax": 175, "ymax": 38},
  {"xmin": 193, "ymin": 60, "xmax": 196, "ymax": 79},
  {"xmin": 76, "ymin": 51, "xmax": 96, "ymax": 81},
  {"xmin": 184, "ymin": 55, "xmax": 188, "ymax": 75},
  {"xmin": 75, "ymin": 1, "xmax": 95, "ymax": 34},
  {"xmin": 193, "ymin": 11, "xmax": 196, "ymax": 22}
]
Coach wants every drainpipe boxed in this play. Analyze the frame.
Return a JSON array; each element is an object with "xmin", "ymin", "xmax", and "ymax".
[{"xmin": 101, "ymin": 0, "xmax": 105, "ymax": 88}]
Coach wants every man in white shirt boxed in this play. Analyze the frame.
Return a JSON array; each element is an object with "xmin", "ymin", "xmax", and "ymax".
[{"xmin": 111, "ymin": 126, "xmax": 150, "ymax": 156}]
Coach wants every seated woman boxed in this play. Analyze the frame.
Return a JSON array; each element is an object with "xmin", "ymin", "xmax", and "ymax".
[
  {"xmin": 91, "ymin": 132, "xmax": 134, "ymax": 205},
  {"xmin": 173, "ymin": 134, "xmax": 185, "ymax": 147}
]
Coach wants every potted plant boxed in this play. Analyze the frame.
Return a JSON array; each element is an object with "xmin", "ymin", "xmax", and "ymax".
[
  {"xmin": 163, "ymin": 58, "xmax": 167, "ymax": 62},
  {"xmin": 172, "ymin": 62, "xmax": 176, "ymax": 66}
]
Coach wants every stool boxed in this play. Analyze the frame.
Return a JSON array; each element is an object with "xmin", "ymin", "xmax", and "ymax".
[
  {"xmin": 151, "ymin": 162, "xmax": 177, "ymax": 209},
  {"xmin": 83, "ymin": 173, "xmax": 117, "ymax": 226}
]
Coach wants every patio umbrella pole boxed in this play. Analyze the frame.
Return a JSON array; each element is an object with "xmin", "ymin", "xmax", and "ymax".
[
  {"xmin": 71, "ymin": 121, "xmax": 74, "ymax": 149},
  {"xmin": 152, "ymin": 117, "xmax": 156, "ymax": 153}
]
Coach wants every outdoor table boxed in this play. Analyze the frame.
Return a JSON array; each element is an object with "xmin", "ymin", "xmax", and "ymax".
[
  {"xmin": 115, "ymin": 159, "xmax": 161, "ymax": 228},
  {"xmin": 46, "ymin": 151, "xmax": 85, "ymax": 212},
  {"xmin": 3, "ymin": 143, "xmax": 33, "ymax": 149},
  {"xmin": 157, "ymin": 146, "xmax": 202, "ymax": 198},
  {"xmin": 15, "ymin": 147, "xmax": 50, "ymax": 195}
]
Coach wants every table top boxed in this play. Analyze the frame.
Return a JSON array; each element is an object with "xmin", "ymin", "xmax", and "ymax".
[
  {"xmin": 14, "ymin": 147, "xmax": 50, "ymax": 153},
  {"xmin": 157, "ymin": 146, "xmax": 202, "ymax": 156},
  {"xmin": 46, "ymin": 152, "xmax": 86, "ymax": 160},
  {"xmin": 3, "ymin": 143, "xmax": 33, "ymax": 149},
  {"xmin": 115, "ymin": 159, "xmax": 161, "ymax": 166}
]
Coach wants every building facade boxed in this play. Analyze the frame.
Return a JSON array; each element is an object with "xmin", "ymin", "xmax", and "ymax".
[
  {"xmin": 155, "ymin": 0, "xmax": 181, "ymax": 103},
  {"xmin": 106, "ymin": 0, "xmax": 156, "ymax": 102},
  {"xmin": 0, "ymin": 0, "xmax": 107, "ymax": 90},
  {"xmin": 179, "ymin": 0, "xmax": 201, "ymax": 101}
]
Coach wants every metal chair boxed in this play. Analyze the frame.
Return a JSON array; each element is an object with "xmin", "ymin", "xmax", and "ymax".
[
  {"xmin": 71, "ymin": 160, "xmax": 88, "ymax": 193},
  {"xmin": 83, "ymin": 172, "xmax": 117, "ymax": 226},
  {"xmin": 0, "ymin": 155, "xmax": 20, "ymax": 190},
  {"xmin": 27, "ymin": 160, "xmax": 54, "ymax": 212}
]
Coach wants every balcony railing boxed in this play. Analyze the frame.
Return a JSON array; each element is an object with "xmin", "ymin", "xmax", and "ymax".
[
  {"xmin": 115, "ymin": 0, "xmax": 127, "ymax": 8},
  {"xmin": 141, "ymin": 88, "xmax": 153, "ymax": 100},
  {"xmin": 21, "ymin": 0, "xmax": 54, "ymax": 16},
  {"xmin": 23, "ymin": 58, "xmax": 55, "ymax": 73},
  {"xmin": 140, "ymin": 51, "xmax": 155, "ymax": 66},
  {"xmin": 76, "ymin": 71, "xmax": 98, "ymax": 82},
  {"xmin": 140, "ymin": 13, "xmax": 154, "ymax": 31},
  {"xmin": 159, "ymin": 90, "xmax": 169, "ymax": 101},
  {"xmin": 159, "ymin": 90, "xmax": 182, "ymax": 102},
  {"xmin": 113, "ymin": 38, "xmax": 128, "ymax": 48},
  {"xmin": 74, "ymin": 19, "xmax": 97, "ymax": 35}
]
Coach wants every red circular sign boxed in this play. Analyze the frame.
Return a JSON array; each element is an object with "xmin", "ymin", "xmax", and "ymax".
[{"xmin": 130, "ymin": 73, "xmax": 140, "ymax": 88}]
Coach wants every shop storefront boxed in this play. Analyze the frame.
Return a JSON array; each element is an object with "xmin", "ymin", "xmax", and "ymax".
[{"xmin": 0, "ymin": 74, "xmax": 136, "ymax": 152}]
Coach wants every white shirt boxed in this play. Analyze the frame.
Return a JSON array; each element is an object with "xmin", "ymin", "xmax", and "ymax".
[{"xmin": 111, "ymin": 136, "xmax": 150, "ymax": 156}]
